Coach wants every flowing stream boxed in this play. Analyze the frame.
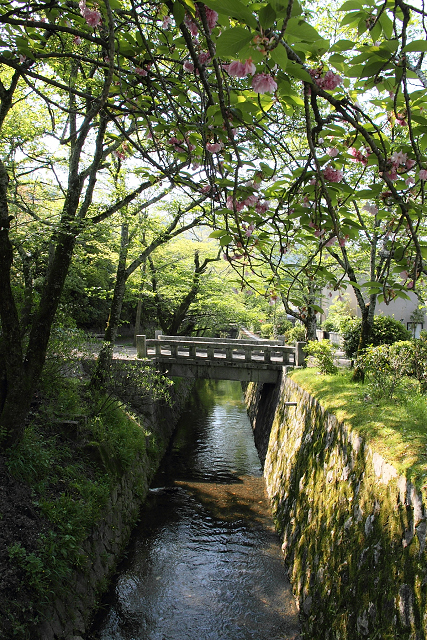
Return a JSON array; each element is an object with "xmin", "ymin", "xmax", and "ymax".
[{"xmin": 87, "ymin": 379, "xmax": 300, "ymax": 640}]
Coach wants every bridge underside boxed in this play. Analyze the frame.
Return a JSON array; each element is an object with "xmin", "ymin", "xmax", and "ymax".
[{"xmin": 153, "ymin": 358, "xmax": 283, "ymax": 383}]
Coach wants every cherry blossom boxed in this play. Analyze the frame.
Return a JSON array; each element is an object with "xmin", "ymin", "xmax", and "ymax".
[
  {"xmin": 323, "ymin": 165, "xmax": 343, "ymax": 182},
  {"xmin": 349, "ymin": 147, "xmax": 368, "ymax": 165},
  {"xmin": 162, "ymin": 15, "xmax": 172, "ymax": 29},
  {"xmin": 206, "ymin": 142, "xmax": 223, "ymax": 153},
  {"xmin": 73, "ymin": 36, "xmax": 82, "ymax": 45},
  {"xmin": 243, "ymin": 194, "xmax": 258, "ymax": 207},
  {"xmin": 327, "ymin": 147, "xmax": 339, "ymax": 157},
  {"xmin": 406, "ymin": 158, "xmax": 416, "ymax": 169},
  {"xmin": 251, "ymin": 73, "xmax": 277, "ymax": 94},
  {"xmin": 79, "ymin": 1, "xmax": 101, "ymax": 27},
  {"xmin": 405, "ymin": 176, "xmax": 415, "ymax": 186},
  {"xmin": 391, "ymin": 150, "xmax": 407, "ymax": 166},
  {"xmin": 183, "ymin": 61, "xmax": 194, "ymax": 73},
  {"xmin": 226, "ymin": 196, "xmax": 244, "ymax": 211},
  {"xmin": 196, "ymin": 5, "xmax": 218, "ymax": 31},
  {"xmin": 419, "ymin": 169, "xmax": 427, "ymax": 181},
  {"xmin": 364, "ymin": 204, "xmax": 379, "ymax": 214},
  {"xmin": 184, "ymin": 13, "xmax": 198, "ymax": 36},
  {"xmin": 255, "ymin": 201, "xmax": 269, "ymax": 214},
  {"xmin": 310, "ymin": 69, "xmax": 342, "ymax": 90},
  {"xmin": 198, "ymin": 51, "xmax": 210, "ymax": 65},
  {"xmin": 227, "ymin": 59, "xmax": 256, "ymax": 77},
  {"xmin": 135, "ymin": 67, "xmax": 148, "ymax": 76}
]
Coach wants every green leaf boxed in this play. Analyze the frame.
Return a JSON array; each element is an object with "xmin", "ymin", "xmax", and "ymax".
[
  {"xmin": 285, "ymin": 17, "xmax": 323, "ymax": 43},
  {"xmin": 270, "ymin": 44, "xmax": 288, "ymax": 72},
  {"xmin": 310, "ymin": 304, "xmax": 325, "ymax": 314},
  {"xmin": 215, "ymin": 27, "xmax": 254, "ymax": 57},
  {"xmin": 220, "ymin": 234, "xmax": 233, "ymax": 246},
  {"xmin": 338, "ymin": 0, "xmax": 364, "ymax": 9},
  {"xmin": 209, "ymin": 230, "xmax": 227, "ymax": 238},
  {"xmin": 404, "ymin": 40, "xmax": 427, "ymax": 53},
  {"xmin": 286, "ymin": 61, "xmax": 313, "ymax": 83},
  {"xmin": 203, "ymin": 0, "xmax": 258, "ymax": 29},
  {"xmin": 259, "ymin": 3, "xmax": 276, "ymax": 28},
  {"xmin": 340, "ymin": 10, "xmax": 363, "ymax": 26},
  {"xmin": 173, "ymin": 1, "xmax": 186, "ymax": 25},
  {"xmin": 330, "ymin": 39, "xmax": 356, "ymax": 52}
]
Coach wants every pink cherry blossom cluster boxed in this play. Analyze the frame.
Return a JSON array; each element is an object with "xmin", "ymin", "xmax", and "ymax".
[
  {"xmin": 251, "ymin": 73, "xmax": 277, "ymax": 94},
  {"xmin": 419, "ymin": 169, "xmax": 427, "ymax": 180},
  {"xmin": 206, "ymin": 141, "xmax": 224, "ymax": 153},
  {"xmin": 364, "ymin": 204, "xmax": 379, "ymax": 215},
  {"xmin": 349, "ymin": 147, "xmax": 369, "ymax": 166},
  {"xmin": 183, "ymin": 52, "xmax": 210, "ymax": 73},
  {"xmin": 162, "ymin": 15, "xmax": 172, "ymax": 29},
  {"xmin": 79, "ymin": 0, "xmax": 101, "ymax": 27},
  {"xmin": 184, "ymin": 6, "xmax": 218, "ymax": 36},
  {"xmin": 225, "ymin": 194, "xmax": 269, "ymax": 214},
  {"xmin": 309, "ymin": 68, "xmax": 342, "ymax": 90},
  {"xmin": 323, "ymin": 165, "xmax": 343, "ymax": 182},
  {"xmin": 225, "ymin": 59, "xmax": 256, "ymax": 78},
  {"xmin": 168, "ymin": 137, "xmax": 196, "ymax": 153}
]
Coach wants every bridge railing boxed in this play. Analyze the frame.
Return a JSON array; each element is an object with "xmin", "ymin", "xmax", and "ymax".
[{"xmin": 136, "ymin": 335, "xmax": 306, "ymax": 367}]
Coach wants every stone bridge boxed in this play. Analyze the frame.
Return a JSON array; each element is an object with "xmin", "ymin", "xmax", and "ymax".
[{"xmin": 135, "ymin": 335, "xmax": 306, "ymax": 383}]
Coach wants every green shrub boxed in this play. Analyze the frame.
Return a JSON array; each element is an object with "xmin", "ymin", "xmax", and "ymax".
[
  {"xmin": 356, "ymin": 341, "xmax": 419, "ymax": 400},
  {"xmin": 304, "ymin": 339, "xmax": 338, "ymax": 374},
  {"xmin": 285, "ymin": 324, "xmax": 306, "ymax": 343},
  {"xmin": 260, "ymin": 322, "xmax": 275, "ymax": 338},
  {"xmin": 341, "ymin": 315, "xmax": 412, "ymax": 358}
]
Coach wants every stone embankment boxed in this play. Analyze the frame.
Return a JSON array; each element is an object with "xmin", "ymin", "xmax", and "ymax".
[
  {"xmin": 245, "ymin": 374, "xmax": 427, "ymax": 640},
  {"xmin": 36, "ymin": 378, "xmax": 194, "ymax": 640}
]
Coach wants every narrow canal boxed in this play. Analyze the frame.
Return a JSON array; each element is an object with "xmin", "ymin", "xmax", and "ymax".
[{"xmin": 88, "ymin": 379, "xmax": 300, "ymax": 640}]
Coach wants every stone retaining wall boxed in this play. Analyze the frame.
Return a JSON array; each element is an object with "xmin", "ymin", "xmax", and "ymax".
[
  {"xmin": 36, "ymin": 378, "xmax": 194, "ymax": 640},
  {"xmin": 245, "ymin": 373, "xmax": 427, "ymax": 640}
]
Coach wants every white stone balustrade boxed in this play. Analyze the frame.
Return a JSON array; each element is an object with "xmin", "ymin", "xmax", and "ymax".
[{"xmin": 136, "ymin": 335, "xmax": 304, "ymax": 367}]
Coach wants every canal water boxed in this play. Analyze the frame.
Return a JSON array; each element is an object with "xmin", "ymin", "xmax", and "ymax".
[{"xmin": 87, "ymin": 379, "xmax": 300, "ymax": 640}]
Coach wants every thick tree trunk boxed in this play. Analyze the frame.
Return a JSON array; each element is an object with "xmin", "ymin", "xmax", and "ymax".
[
  {"xmin": 305, "ymin": 306, "xmax": 318, "ymax": 342},
  {"xmin": 352, "ymin": 297, "xmax": 376, "ymax": 382}
]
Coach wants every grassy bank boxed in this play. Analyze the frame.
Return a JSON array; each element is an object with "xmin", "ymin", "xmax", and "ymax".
[
  {"xmin": 289, "ymin": 368, "xmax": 427, "ymax": 487},
  {"xmin": 1, "ymin": 376, "xmax": 154, "ymax": 640}
]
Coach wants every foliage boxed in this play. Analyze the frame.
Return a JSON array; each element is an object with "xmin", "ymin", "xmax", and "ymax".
[
  {"xmin": 2, "ymin": 0, "xmax": 427, "ymax": 445},
  {"xmin": 284, "ymin": 323, "xmax": 307, "ymax": 343},
  {"xmin": 341, "ymin": 315, "xmax": 412, "ymax": 358},
  {"xmin": 260, "ymin": 322, "xmax": 275, "ymax": 338},
  {"xmin": 305, "ymin": 339, "xmax": 338, "ymax": 374},
  {"xmin": 5, "ymin": 373, "xmax": 153, "ymax": 633},
  {"xmin": 322, "ymin": 294, "xmax": 354, "ymax": 332},
  {"xmin": 356, "ymin": 344, "xmax": 406, "ymax": 399}
]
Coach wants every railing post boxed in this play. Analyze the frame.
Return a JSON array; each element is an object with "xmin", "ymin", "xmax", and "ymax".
[
  {"xmin": 156, "ymin": 341, "xmax": 162, "ymax": 356},
  {"xmin": 136, "ymin": 335, "xmax": 147, "ymax": 358},
  {"xmin": 207, "ymin": 345, "xmax": 214, "ymax": 359},
  {"xmin": 171, "ymin": 343, "xmax": 178, "ymax": 358},
  {"xmin": 244, "ymin": 345, "xmax": 252, "ymax": 362},
  {"xmin": 189, "ymin": 344, "xmax": 196, "ymax": 358},
  {"xmin": 155, "ymin": 329, "xmax": 163, "ymax": 339},
  {"xmin": 264, "ymin": 346, "xmax": 271, "ymax": 363},
  {"xmin": 296, "ymin": 341, "xmax": 307, "ymax": 367}
]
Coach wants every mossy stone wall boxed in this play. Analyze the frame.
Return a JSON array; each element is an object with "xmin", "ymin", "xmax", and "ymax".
[
  {"xmin": 245, "ymin": 374, "xmax": 427, "ymax": 640},
  {"xmin": 36, "ymin": 378, "xmax": 194, "ymax": 640}
]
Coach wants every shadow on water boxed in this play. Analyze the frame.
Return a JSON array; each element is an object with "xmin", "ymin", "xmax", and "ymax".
[{"xmin": 86, "ymin": 379, "xmax": 301, "ymax": 640}]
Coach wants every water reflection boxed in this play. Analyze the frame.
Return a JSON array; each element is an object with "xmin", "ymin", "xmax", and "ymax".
[{"xmin": 88, "ymin": 380, "xmax": 300, "ymax": 640}]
